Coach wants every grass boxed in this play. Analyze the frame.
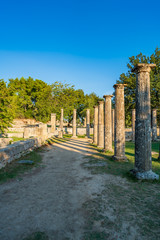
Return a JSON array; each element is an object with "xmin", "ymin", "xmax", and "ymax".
[
  {"xmin": 78, "ymin": 134, "xmax": 86, "ymax": 138},
  {"xmin": 6, "ymin": 131, "xmax": 19, "ymax": 133},
  {"xmin": 12, "ymin": 137, "xmax": 25, "ymax": 142},
  {"xmin": 82, "ymin": 141, "xmax": 160, "ymax": 182},
  {"xmin": 23, "ymin": 232, "xmax": 49, "ymax": 240},
  {"xmin": 82, "ymin": 141, "xmax": 160, "ymax": 239},
  {"xmin": 0, "ymin": 149, "xmax": 43, "ymax": 184}
]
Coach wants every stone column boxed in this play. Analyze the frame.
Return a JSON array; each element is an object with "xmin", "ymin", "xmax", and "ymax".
[
  {"xmin": 86, "ymin": 109, "xmax": 90, "ymax": 138},
  {"xmin": 113, "ymin": 84, "xmax": 127, "ymax": 161},
  {"xmin": 132, "ymin": 63, "xmax": 159, "ymax": 180},
  {"xmin": 60, "ymin": 109, "xmax": 63, "ymax": 131},
  {"xmin": 112, "ymin": 109, "xmax": 115, "ymax": 142},
  {"xmin": 93, "ymin": 106, "xmax": 98, "ymax": 145},
  {"xmin": 51, "ymin": 113, "xmax": 56, "ymax": 133},
  {"xmin": 152, "ymin": 109, "xmax": 157, "ymax": 141},
  {"xmin": 72, "ymin": 109, "xmax": 77, "ymax": 138},
  {"xmin": 103, "ymin": 95, "xmax": 113, "ymax": 152},
  {"xmin": 84, "ymin": 117, "xmax": 86, "ymax": 127},
  {"xmin": 97, "ymin": 101, "xmax": 104, "ymax": 148},
  {"xmin": 132, "ymin": 109, "xmax": 136, "ymax": 142}
]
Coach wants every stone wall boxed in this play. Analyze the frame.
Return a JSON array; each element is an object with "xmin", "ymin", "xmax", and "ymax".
[
  {"xmin": 0, "ymin": 138, "xmax": 42, "ymax": 169},
  {"xmin": 0, "ymin": 138, "xmax": 13, "ymax": 148}
]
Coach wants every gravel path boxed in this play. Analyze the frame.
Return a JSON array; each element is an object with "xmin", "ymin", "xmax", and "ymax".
[{"xmin": 0, "ymin": 138, "xmax": 108, "ymax": 240}]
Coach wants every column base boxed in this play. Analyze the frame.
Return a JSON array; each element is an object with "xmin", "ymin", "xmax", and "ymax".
[
  {"xmin": 71, "ymin": 136, "xmax": 78, "ymax": 139},
  {"xmin": 97, "ymin": 145, "xmax": 104, "ymax": 149},
  {"xmin": 130, "ymin": 169, "xmax": 159, "ymax": 180},
  {"xmin": 104, "ymin": 148, "xmax": 113, "ymax": 153},
  {"xmin": 112, "ymin": 155, "xmax": 128, "ymax": 162},
  {"xmin": 93, "ymin": 142, "xmax": 97, "ymax": 145}
]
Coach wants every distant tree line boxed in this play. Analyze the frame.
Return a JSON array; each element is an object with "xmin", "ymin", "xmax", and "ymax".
[
  {"xmin": 114, "ymin": 47, "xmax": 160, "ymax": 127},
  {"xmin": 0, "ymin": 78, "xmax": 101, "ymax": 133}
]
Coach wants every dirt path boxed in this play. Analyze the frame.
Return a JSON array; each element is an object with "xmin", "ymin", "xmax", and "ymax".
[{"xmin": 0, "ymin": 138, "xmax": 110, "ymax": 240}]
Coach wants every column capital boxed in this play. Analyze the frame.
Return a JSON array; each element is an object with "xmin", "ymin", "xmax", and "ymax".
[
  {"xmin": 113, "ymin": 84, "xmax": 127, "ymax": 89},
  {"xmin": 103, "ymin": 95, "xmax": 113, "ymax": 99},
  {"xmin": 51, "ymin": 113, "xmax": 56, "ymax": 116},
  {"xmin": 132, "ymin": 63, "xmax": 156, "ymax": 73},
  {"xmin": 98, "ymin": 100, "xmax": 104, "ymax": 104},
  {"xmin": 93, "ymin": 105, "xmax": 98, "ymax": 108}
]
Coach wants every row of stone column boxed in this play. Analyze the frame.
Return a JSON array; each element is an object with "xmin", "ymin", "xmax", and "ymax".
[
  {"xmin": 93, "ymin": 85, "xmax": 126, "ymax": 161},
  {"xmin": 93, "ymin": 63, "xmax": 159, "ymax": 180}
]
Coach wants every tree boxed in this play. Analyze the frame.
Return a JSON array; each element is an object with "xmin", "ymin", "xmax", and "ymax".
[
  {"xmin": 115, "ymin": 48, "xmax": 160, "ymax": 127},
  {"xmin": 0, "ymin": 80, "xmax": 14, "ymax": 133}
]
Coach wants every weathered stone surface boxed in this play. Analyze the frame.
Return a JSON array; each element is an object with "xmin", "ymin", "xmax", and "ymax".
[
  {"xmin": 0, "ymin": 139, "xmax": 39, "ymax": 169},
  {"xmin": 132, "ymin": 109, "xmax": 136, "ymax": 142},
  {"xmin": 60, "ymin": 109, "xmax": 63, "ymax": 130},
  {"xmin": 72, "ymin": 109, "xmax": 77, "ymax": 138},
  {"xmin": 51, "ymin": 113, "xmax": 56, "ymax": 133},
  {"xmin": 112, "ymin": 109, "xmax": 115, "ymax": 142},
  {"xmin": 93, "ymin": 106, "xmax": 98, "ymax": 145},
  {"xmin": 84, "ymin": 117, "xmax": 86, "ymax": 127},
  {"xmin": 103, "ymin": 95, "xmax": 113, "ymax": 152},
  {"xmin": 86, "ymin": 109, "xmax": 90, "ymax": 138},
  {"xmin": 97, "ymin": 101, "xmax": 104, "ymax": 148},
  {"xmin": 132, "ymin": 63, "xmax": 159, "ymax": 180},
  {"xmin": 18, "ymin": 160, "xmax": 34, "ymax": 164},
  {"xmin": 113, "ymin": 84, "xmax": 127, "ymax": 161},
  {"xmin": 0, "ymin": 138, "xmax": 13, "ymax": 147},
  {"xmin": 152, "ymin": 109, "xmax": 157, "ymax": 141},
  {"xmin": 58, "ymin": 130, "xmax": 63, "ymax": 138}
]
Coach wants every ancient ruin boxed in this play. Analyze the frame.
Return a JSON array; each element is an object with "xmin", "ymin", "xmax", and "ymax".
[
  {"xmin": 131, "ymin": 63, "xmax": 159, "ymax": 180},
  {"xmin": 112, "ymin": 109, "xmax": 115, "ymax": 142},
  {"xmin": 93, "ymin": 106, "xmax": 98, "ymax": 145},
  {"xmin": 72, "ymin": 109, "xmax": 77, "ymax": 138},
  {"xmin": 97, "ymin": 101, "xmax": 104, "ymax": 148},
  {"xmin": 103, "ymin": 95, "xmax": 113, "ymax": 152},
  {"xmin": 152, "ymin": 109, "xmax": 157, "ymax": 141},
  {"xmin": 60, "ymin": 109, "xmax": 64, "ymax": 131},
  {"xmin": 113, "ymin": 84, "xmax": 127, "ymax": 161},
  {"xmin": 51, "ymin": 113, "xmax": 56, "ymax": 133},
  {"xmin": 132, "ymin": 109, "xmax": 136, "ymax": 142},
  {"xmin": 86, "ymin": 109, "xmax": 90, "ymax": 138}
]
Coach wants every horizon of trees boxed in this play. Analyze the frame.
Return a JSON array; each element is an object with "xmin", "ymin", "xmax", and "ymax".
[{"xmin": 0, "ymin": 78, "xmax": 102, "ymax": 132}]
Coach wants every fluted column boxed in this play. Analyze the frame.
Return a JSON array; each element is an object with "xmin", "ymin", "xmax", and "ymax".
[
  {"xmin": 103, "ymin": 95, "xmax": 113, "ymax": 152},
  {"xmin": 112, "ymin": 109, "xmax": 115, "ymax": 142},
  {"xmin": 113, "ymin": 84, "xmax": 127, "ymax": 161},
  {"xmin": 132, "ymin": 109, "xmax": 136, "ymax": 142},
  {"xmin": 152, "ymin": 109, "xmax": 157, "ymax": 141},
  {"xmin": 84, "ymin": 117, "xmax": 86, "ymax": 127},
  {"xmin": 60, "ymin": 109, "xmax": 63, "ymax": 131},
  {"xmin": 86, "ymin": 109, "xmax": 90, "ymax": 138},
  {"xmin": 51, "ymin": 113, "xmax": 56, "ymax": 133},
  {"xmin": 93, "ymin": 106, "xmax": 98, "ymax": 145},
  {"xmin": 72, "ymin": 109, "xmax": 77, "ymax": 138},
  {"xmin": 132, "ymin": 63, "xmax": 159, "ymax": 180},
  {"xmin": 97, "ymin": 101, "xmax": 104, "ymax": 148}
]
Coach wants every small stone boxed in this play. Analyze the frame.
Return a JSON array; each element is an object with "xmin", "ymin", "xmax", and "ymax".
[{"xmin": 18, "ymin": 160, "xmax": 34, "ymax": 164}]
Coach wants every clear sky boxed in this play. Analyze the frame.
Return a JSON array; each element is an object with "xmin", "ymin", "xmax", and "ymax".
[{"xmin": 0, "ymin": 0, "xmax": 160, "ymax": 97}]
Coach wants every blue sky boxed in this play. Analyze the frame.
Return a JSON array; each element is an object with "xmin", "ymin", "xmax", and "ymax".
[{"xmin": 0, "ymin": 0, "xmax": 160, "ymax": 97}]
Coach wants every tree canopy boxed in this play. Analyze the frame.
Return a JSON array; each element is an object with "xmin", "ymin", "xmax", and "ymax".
[
  {"xmin": 115, "ymin": 47, "xmax": 160, "ymax": 127},
  {"xmin": 0, "ymin": 77, "xmax": 101, "ymax": 133}
]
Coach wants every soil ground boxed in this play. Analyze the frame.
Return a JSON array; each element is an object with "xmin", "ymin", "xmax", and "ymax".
[{"xmin": 0, "ymin": 138, "xmax": 160, "ymax": 240}]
